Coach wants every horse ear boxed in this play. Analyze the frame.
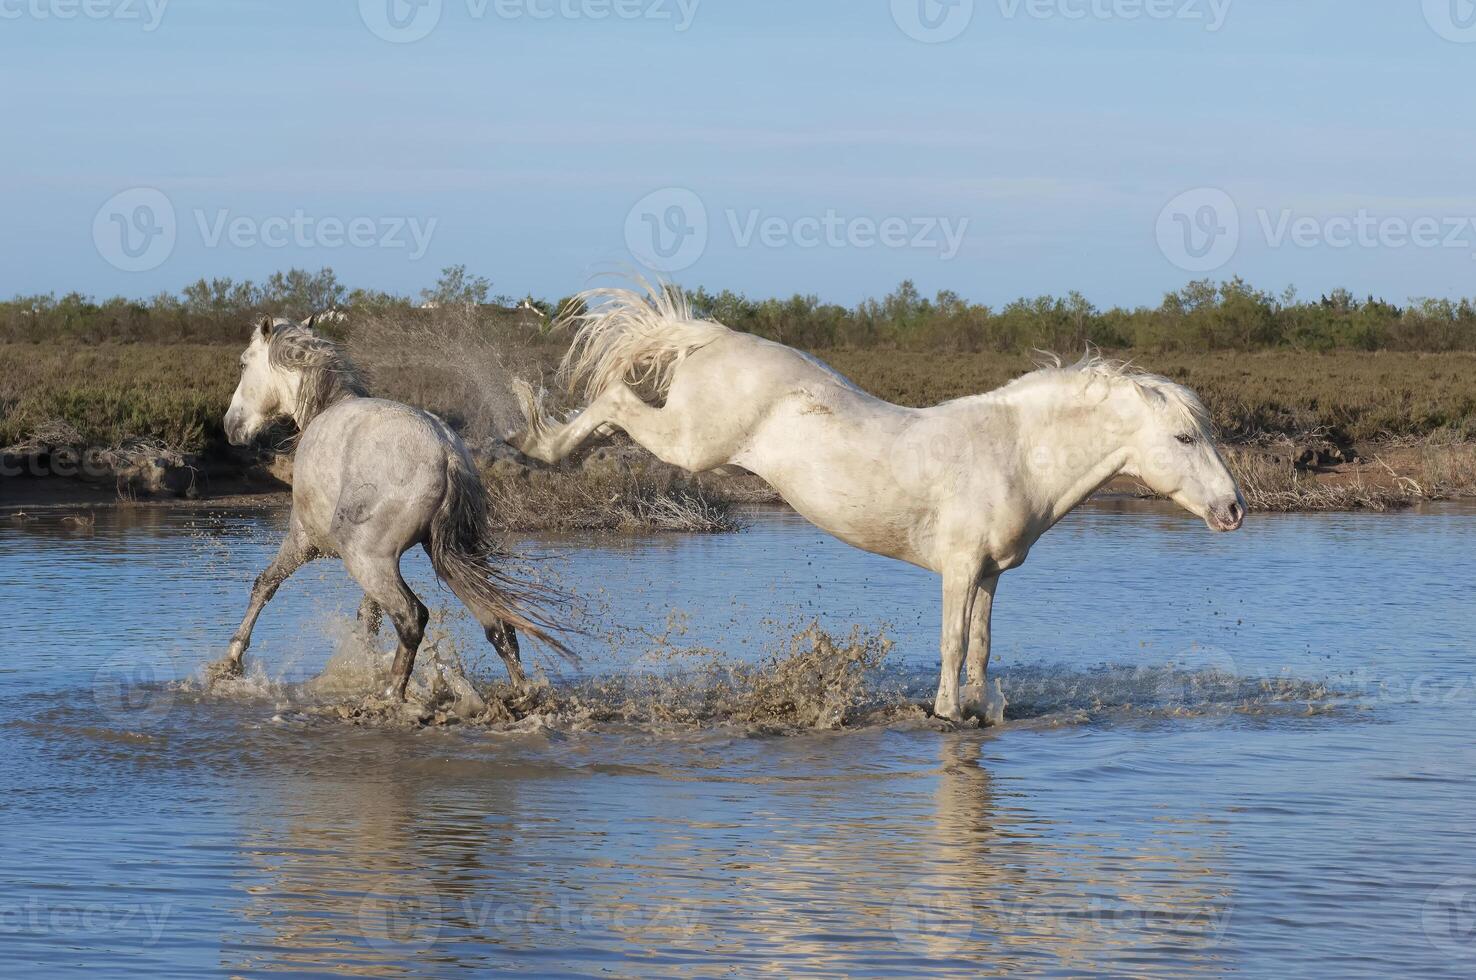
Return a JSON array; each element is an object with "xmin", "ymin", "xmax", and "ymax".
[
  {"xmin": 303, "ymin": 314, "xmax": 318, "ymax": 331},
  {"xmin": 258, "ymin": 316, "xmax": 273, "ymax": 339}
]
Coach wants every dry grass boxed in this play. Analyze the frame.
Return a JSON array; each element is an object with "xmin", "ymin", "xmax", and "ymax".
[
  {"xmin": 1412, "ymin": 442, "xmax": 1476, "ymax": 499},
  {"xmin": 482, "ymin": 463, "xmax": 738, "ymax": 534},
  {"xmin": 1223, "ymin": 448, "xmax": 1409, "ymax": 512},
  {"xmin": 1222, "ymin": 445, "xmax": 1476, "ymax": 512},
  {"xmin": 0, "ymin": 343, "xmax": 233, "ymax": 452}
]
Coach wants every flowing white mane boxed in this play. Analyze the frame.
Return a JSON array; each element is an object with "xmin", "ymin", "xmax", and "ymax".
[
  {"xmin": 265, "ymin": 321, "xmax": 369, "ymax": 427},
  {"xmin": 557, "ymin": 280, "xmax": 725, "ymax": 403},
  {"xmin": 1012, "ymin": 351, "xmax": 1215, "ymax": 437}
]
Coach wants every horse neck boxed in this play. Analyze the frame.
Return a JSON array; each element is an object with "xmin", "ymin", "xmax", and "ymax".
[
  {"xmin": 285, "ymin": 368, "xmax": 361, "ymax": 431},
  {"xmin": 1006, "ymin": 379, "xmax": 1136, "ymax": 524}
]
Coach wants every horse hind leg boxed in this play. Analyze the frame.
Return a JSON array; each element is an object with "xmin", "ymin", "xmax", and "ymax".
[
  {"xmin": 961, "ymin": 575, "xmax": 1005, "ymax": 725},
  {"xmin": 516, "ymin": 382, "xmax": 731, "ymax": 474},
  {"xmin": 595, "ymin": 383, "xmax": 731, "ymax": 473},
  {"xmin": 345, "ymin": 554, "xmax": 427, "ymax": 702},
  {"xmin": 434, "ymin": 556, "xmax": 530, "ymax": 691},
  {"xmin": 486, "ymin": 621, "xmax": 528, "ymax": 690}
]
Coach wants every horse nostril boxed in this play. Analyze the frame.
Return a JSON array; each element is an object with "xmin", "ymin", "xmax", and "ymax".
[{"xmin": 1227, "ymin": 502, "xmax": 1244, "ymax": 524}]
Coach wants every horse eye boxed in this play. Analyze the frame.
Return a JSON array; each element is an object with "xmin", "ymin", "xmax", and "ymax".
[{"xmin": 1176, "ymin": 434, "xmax": 1196, "ymax": 446}]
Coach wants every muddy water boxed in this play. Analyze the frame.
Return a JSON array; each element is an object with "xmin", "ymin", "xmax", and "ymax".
[{"xmin": 1, "ymin": 502, "xmax": 1474, "ymax": 977}]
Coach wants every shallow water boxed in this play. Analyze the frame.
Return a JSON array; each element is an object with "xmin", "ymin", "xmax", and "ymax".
[{"xmin": 2, "ymin": 501, "xmax": 1474, "ymax": 977}]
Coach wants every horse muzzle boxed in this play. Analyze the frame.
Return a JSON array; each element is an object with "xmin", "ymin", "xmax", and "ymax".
[
  {"xmin": 223, "ymin": 410, "xmax": 254, "ymax": 447},
  {"xmin": 1207, "ymin": 499, "xmax": 1246, "ymax": 533}
]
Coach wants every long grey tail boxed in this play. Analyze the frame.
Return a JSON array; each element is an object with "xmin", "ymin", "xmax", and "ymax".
[{"xmin": 428, "ymin": 450, "xmax": 575, "ymax": 662}]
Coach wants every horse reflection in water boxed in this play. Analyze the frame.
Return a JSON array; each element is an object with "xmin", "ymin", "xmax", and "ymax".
[
  {"xmin": 515, "ymin": 281, "xmax": 1246, "ymax": 722},
  {"xmin": 215, "ymin": 316, "xmax": 568, "ymax": 700},
  {"xmin": 216, "ymin": 733, "xmax": 1233, "ymax": 975}
]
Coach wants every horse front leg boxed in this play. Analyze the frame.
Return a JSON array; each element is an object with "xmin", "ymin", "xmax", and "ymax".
[
  {"xmin": 212, "ymin": 530, "xmax": 317, "ymax": 681},
  {"xmin": 961, "ymin": 574, "xmax": 1006, "ymax": 725},
  {"xmin": 932, "ymin": 567, "xmax": 980, "ymax": 723}
]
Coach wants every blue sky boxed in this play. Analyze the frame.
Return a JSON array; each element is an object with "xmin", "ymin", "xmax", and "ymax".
[{"xmin": 2, "ymin": 0, "xmax": 1474, "ymax": 307}]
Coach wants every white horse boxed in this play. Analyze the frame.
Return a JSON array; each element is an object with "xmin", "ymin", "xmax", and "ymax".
[
  {"xmin": 216, "ymin": 316, "xmax": 568, "ymax": 700},
  {"xmin": 513, "ymin": 283, "xmax": 1246, "ymax": 724}
]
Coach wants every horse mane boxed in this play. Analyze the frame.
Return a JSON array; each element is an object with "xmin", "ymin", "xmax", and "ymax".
[
  {"xmin": 1020, "ymin": 350, "xmax": 1215, "ymax": 436},
  {"xmin": 557, "ymin": 278, "xmax": 730, "ymax": 402},
  {"xmin": 266, "ymin": 321, "xmax": 370, "ymax": 428}
]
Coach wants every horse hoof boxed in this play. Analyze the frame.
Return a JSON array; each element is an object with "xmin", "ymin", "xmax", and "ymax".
[
  {"xmin": 961, "ymin": 680, "xmax": 1007, "ymax": 727},
  {"xmin": 206, "ymin": 658, "xmax": 244, "ymax": 685},
  {"xmin": 931, "ymin": 701, "xmax": 966, "ymax": 725}
]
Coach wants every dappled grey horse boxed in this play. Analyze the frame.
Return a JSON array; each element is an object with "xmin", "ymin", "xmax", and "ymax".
[
  {"xmin": 515, "ymin": 282, "xmax": 1246, "ymax": 724},
  {"xmin": 216, "ymin": 316, "xmax": 567, "ymax": 699}
]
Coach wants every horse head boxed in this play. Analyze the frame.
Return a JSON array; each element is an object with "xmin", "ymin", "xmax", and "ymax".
[{"xmin": 1106, "ymin": 364, "xmax": 1245, "ymax": 533}]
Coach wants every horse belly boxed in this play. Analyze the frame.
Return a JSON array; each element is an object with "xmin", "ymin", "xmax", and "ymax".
[{"xmin": 736, "ymin": 415, "xmax": 930, "ymax": 567}]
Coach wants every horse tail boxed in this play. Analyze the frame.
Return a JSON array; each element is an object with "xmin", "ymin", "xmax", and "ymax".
[
  {"xmin": 557, "ymin": 277, "xmax": 730, "ymax": 403},
  {"xmin": 427, "ymin": 448, "xmax": 576, "ymax": 663}
]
